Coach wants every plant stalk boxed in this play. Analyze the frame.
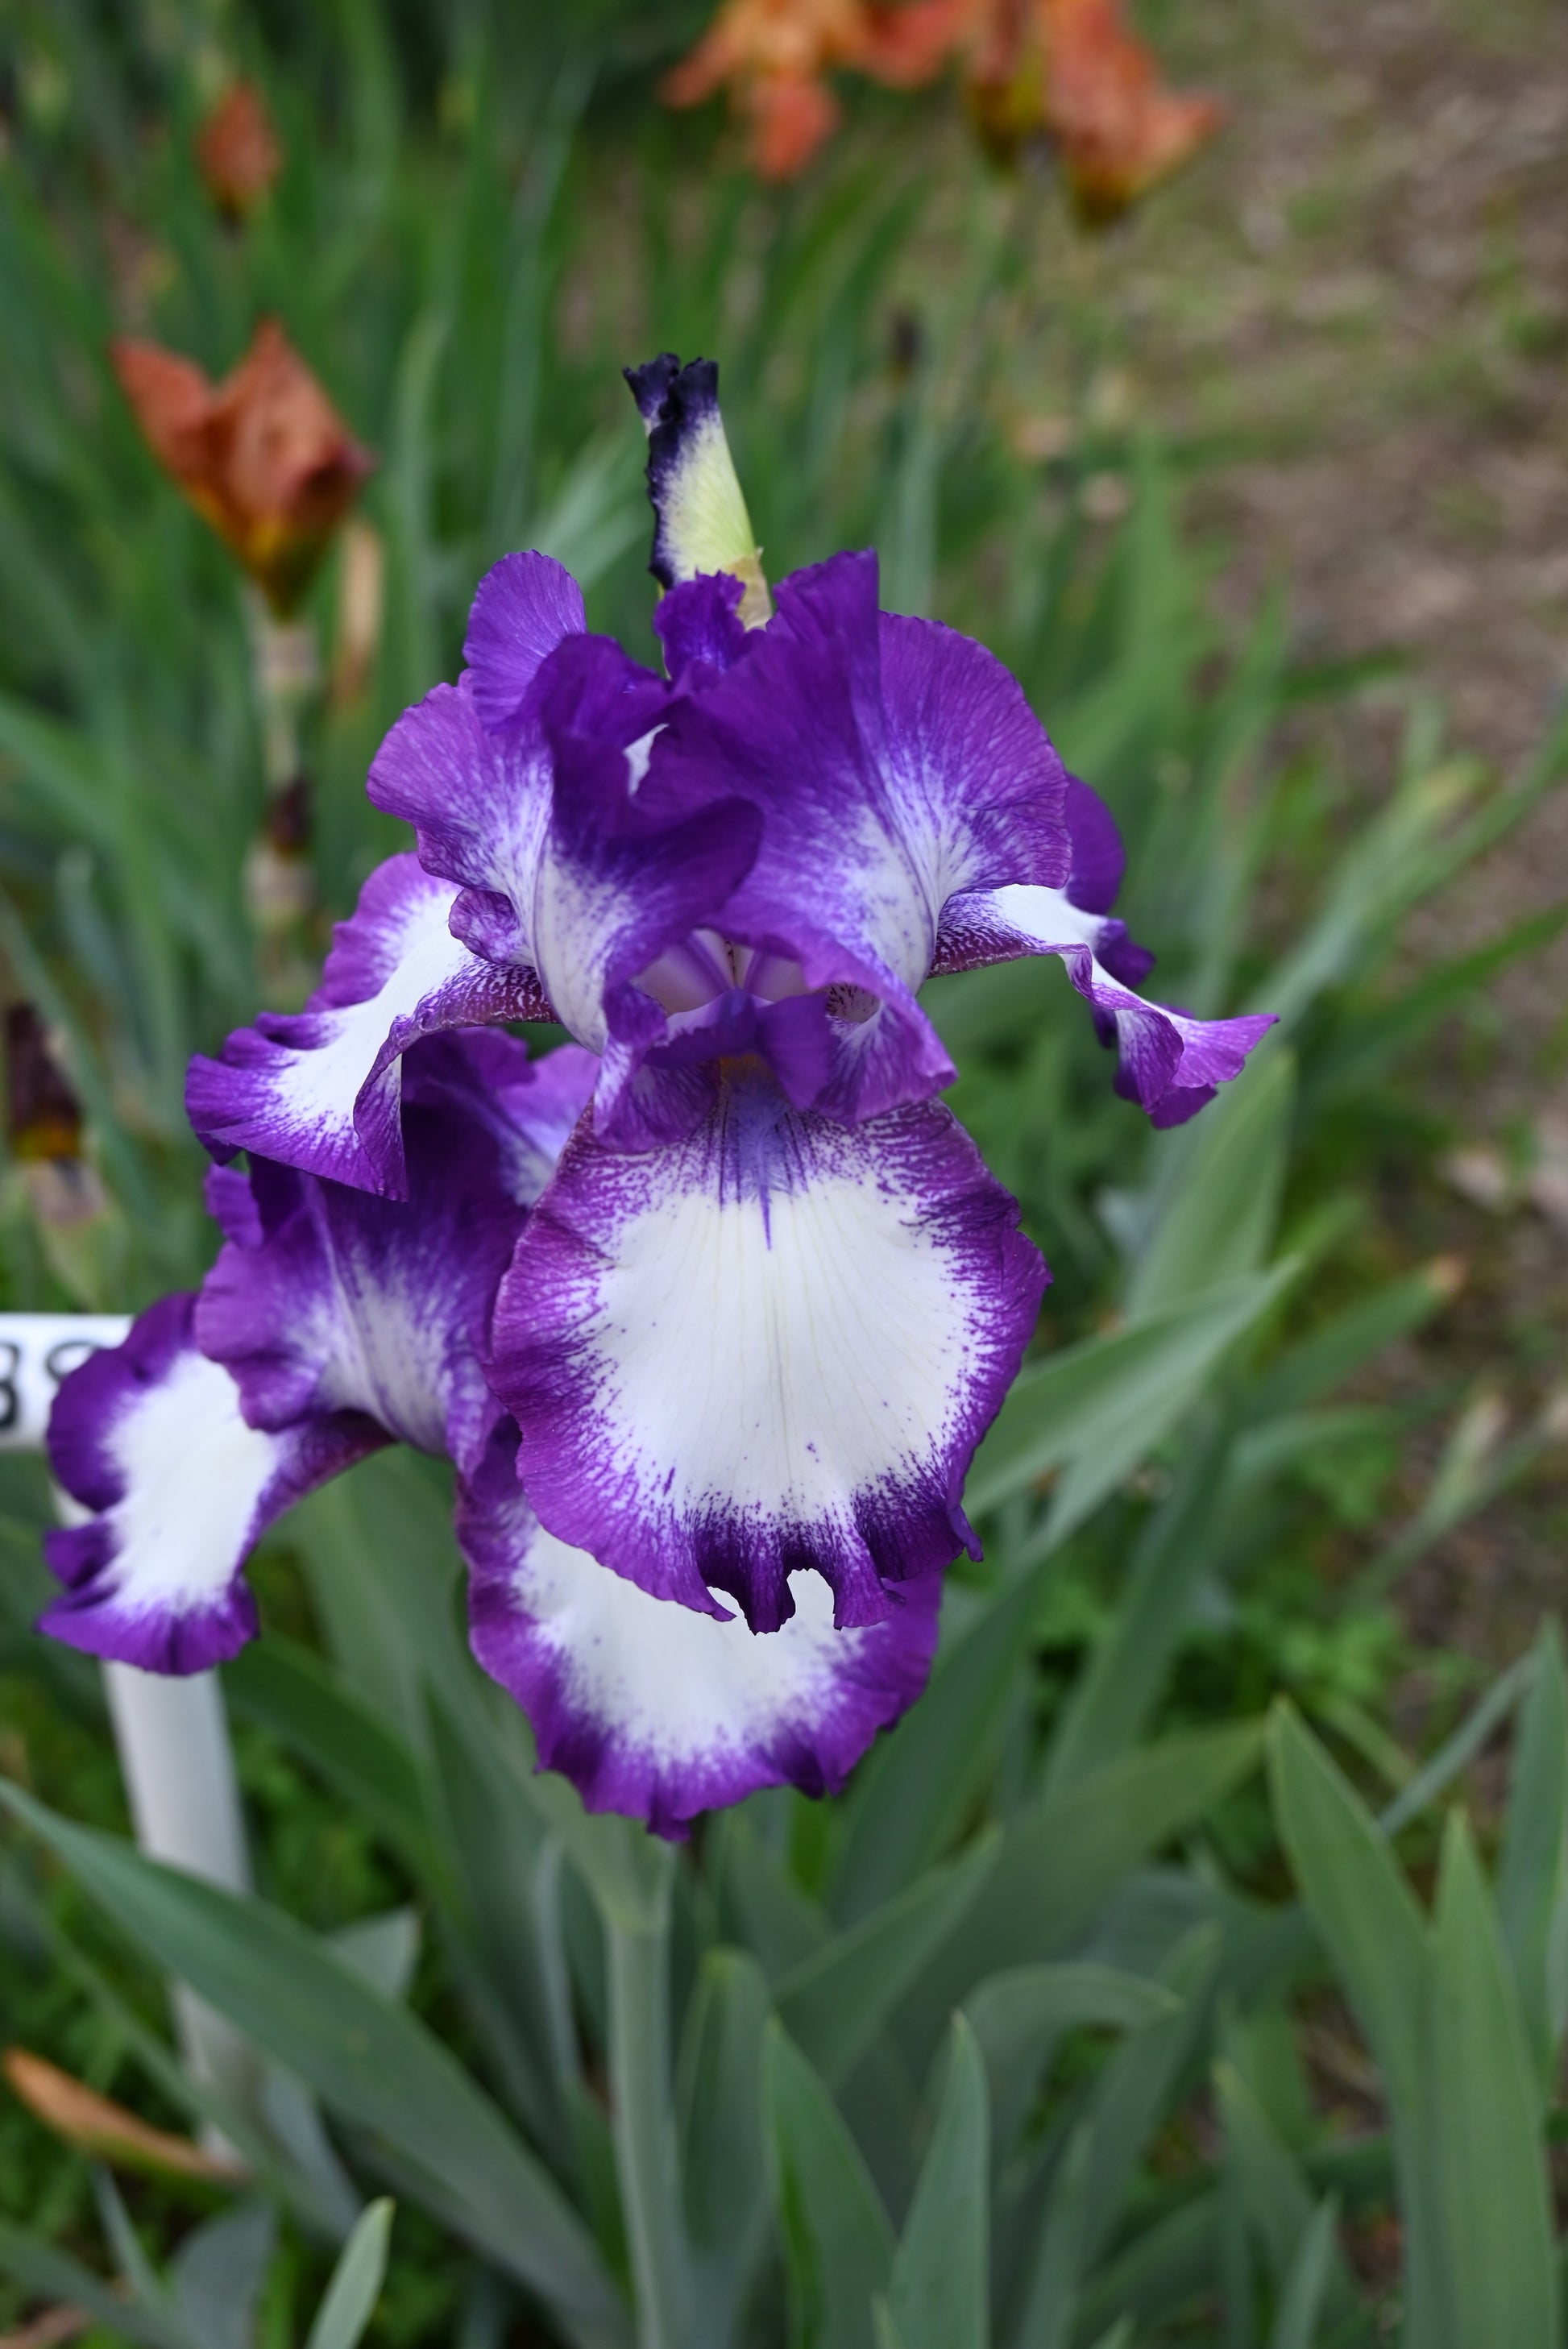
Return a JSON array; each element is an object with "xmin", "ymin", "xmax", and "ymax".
[
  {"xmin": 243, "ymin": 589, "xmax": 320, "ymax": 1001},
  {"xmin": 606, "ymin": 1862, "xmax": 688, "ymax": 2349}
]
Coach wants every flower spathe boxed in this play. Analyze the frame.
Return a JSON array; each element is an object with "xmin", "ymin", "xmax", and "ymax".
[{"xmin": 44, "ymin": 353, "xmax": 1274, "ymax": 1835}]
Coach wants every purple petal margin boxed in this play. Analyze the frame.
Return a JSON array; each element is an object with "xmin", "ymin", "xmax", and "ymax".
[{"xmin": 44, "ymin": 1294, "xmax": 380, "ymax": 1672}]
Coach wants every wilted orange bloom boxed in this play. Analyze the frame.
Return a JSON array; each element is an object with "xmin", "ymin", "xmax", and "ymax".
[
  {"xmin": 1040, "ymin": 0, "xmax": 1226, "ymax": 222},
  {"xmin": 5, "ymin": 1006, "xmax": 116, "ymax": 1280},
  {"xmin": 110, "ymin": 319, "xmax": 373, "ymax": 612},
  {"xmin": 195, "ymin": 80, "xmax": 283, "ymax": 222},
  {"xmin": 662, "ymin": 0, "xmax": 964, "ymax": 178}
]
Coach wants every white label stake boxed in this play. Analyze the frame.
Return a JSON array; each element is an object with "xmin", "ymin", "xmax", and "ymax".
[{"xmin": 1, "ymin": 1314, "xmax": 255, "ymax": 2128}]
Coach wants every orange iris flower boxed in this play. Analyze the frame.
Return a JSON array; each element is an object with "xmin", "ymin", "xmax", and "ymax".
[
  {"xmin": 1039, "ymin": 0, "xmax": 1226, "ymax": 222},
  {"xmin": 110, "ymin": 319, "xmax": 374, "ymax": 614},
  {"xmin": 663, "ymin": 0, "xmax": 1222, "ymax": 215},
  {"xmin": 662, "ymin": 0, "xmax": 965, "ymax": 179}
]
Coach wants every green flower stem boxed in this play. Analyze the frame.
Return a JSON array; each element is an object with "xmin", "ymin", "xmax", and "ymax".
[
  {"xmin": 243, "ymin": 587, "xmax": 320, "ymax": 997},
  {"xmin": 606, "ymin": 1861, "xmax": 688, "ymax": 2349},
  {"xmin": 245, "ymin": 587, "xmax": 319, "ymax": 792}
]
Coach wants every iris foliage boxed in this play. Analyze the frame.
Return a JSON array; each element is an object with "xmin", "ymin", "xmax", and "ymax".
[{"xmin": 1, "ymin": 4, "xmax": 1566, "ymax": 2345}]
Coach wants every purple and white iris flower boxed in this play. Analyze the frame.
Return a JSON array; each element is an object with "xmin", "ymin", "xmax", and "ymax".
[{"xmin": 42, "ymin": 355, "xmax": 1274, "ymax": 1836}]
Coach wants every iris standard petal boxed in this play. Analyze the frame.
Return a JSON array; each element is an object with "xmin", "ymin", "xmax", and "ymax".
[
  {"xmin": 371, "ymin": 637, "xmax": 764, "ymax": 1146},
  {"xmin": 651, "ymin": 550, "xmax": 1069, "ymax": 1125},
  {"xmin": 195, "ymin": 1031, "xmax": 598, "ymax": 1478},
  {"xmin": 43, "ymin": 1293, "xmax": 382, "ymax": 1672},
  {"xmin": 461, "ymin": 549, "xmax": 586, "ymax": 734},
  {"xmin": 534, "ymin": 637, "xmax": 767, "ymax": 1147},
  {"xmin": 369, "ymin": 672, "xmax": 557, "ymax": 976},
  {"xmin": 489, "ymin": 1066, "xmax": 1046, "ymax": 1636},
  {"xmin": 462, "ymin": 1421, "xmax": 943, "ymax": 1839},
  {"xmin": 874, "ymin": 607, "xmax": 1071, "ymax": 903},
  {"xmin": 186, "ymin": 853, "xmax": 546, "ymax": 1197},
  {"xmin": 651, "ymin": 569, "xmax": 749, "ymax": 683}
]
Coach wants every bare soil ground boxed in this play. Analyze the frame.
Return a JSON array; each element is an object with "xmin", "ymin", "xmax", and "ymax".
[{"xmin": 1100, "ymin": 0, "xmax": 1568, "ymax": 1687}]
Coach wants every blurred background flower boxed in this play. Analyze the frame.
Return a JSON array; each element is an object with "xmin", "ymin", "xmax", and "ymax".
[
  {"xmin": 193, "ymin": 80, "xmax": 283, "ymax": 226},
  {"xmin": 662, "ymin": 0, "xmax": 1225, "ymax": 205},
  {"xmin": 110, "ymin": 320, "xmax": 373, "ymax": 619},
  {"xmin": 3, "ymin": 1006, "xmax": 123, "ymax": 1311}
]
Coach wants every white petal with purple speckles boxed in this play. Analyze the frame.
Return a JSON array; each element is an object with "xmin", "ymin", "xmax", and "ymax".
[{"xmin": 490, "ymin": 1070, "xmax": 1045, "ymax": 1636}]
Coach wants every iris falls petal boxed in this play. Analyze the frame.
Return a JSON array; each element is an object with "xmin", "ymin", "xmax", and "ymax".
[
  {"xmin": 463, "ymin": 1422, "xmax": 943, "ymax": 1840},
  {"xmin": 195, "ymin": 1031, "xmax": 597, "ymax": 1477},
  {"xmin": 43, "ymin": 1293, "xmax": 382, "ymax": 1672},
  {"xmin": 932, "ymin": 771, "xmax": 1275, "ymax": 1124},
  {"xmin": 935, "ymin": 880, "xmax": 1275, "ymax": 1126},
  {"xmin": 489, "ymin": 1069, "xmax": 1046, "ymax": 1636},
  {"xmin": 52, "ymin": 1035, "xmax": 598, "ymax": 1670}
]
